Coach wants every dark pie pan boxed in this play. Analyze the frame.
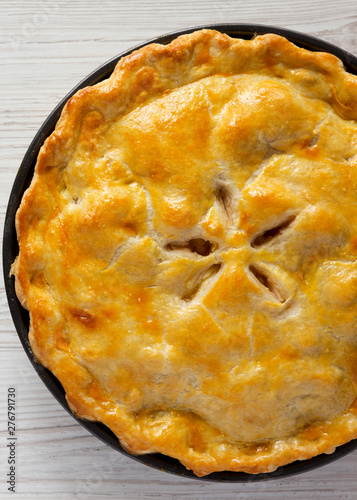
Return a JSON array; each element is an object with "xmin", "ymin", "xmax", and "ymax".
[{"xmin": 3, "ymin": 24, "xmax": 357, "ymax": 482}]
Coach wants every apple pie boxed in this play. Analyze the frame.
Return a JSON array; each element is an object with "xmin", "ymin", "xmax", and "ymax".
[{"xmin": 13, "ymin": 29, "xmax": 357, "ymax": 476}]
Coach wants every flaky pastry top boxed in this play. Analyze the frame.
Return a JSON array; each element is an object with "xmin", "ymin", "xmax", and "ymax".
[{"xmin": 14, "ymin": 29, "xmax": 357, "ymax": 476}]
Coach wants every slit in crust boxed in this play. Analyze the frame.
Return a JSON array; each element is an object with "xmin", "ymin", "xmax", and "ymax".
[
  {"xmin": 182, "ymin": 263, "xmax": 222, "ymax": 301},
  {"xmin": 165, "ymin": 238, "xmax": 217, "ymax": 256},
  {"xmin": 251, "ymin": 215, "xmax": 297, "ymax": 248},
  {"xmin": 215, "ymin": 182, "xmax": 235, "ymax": 224},
  {"xmin": 249, "ymin": 264, "xmax": 287, "ymax": 303}
]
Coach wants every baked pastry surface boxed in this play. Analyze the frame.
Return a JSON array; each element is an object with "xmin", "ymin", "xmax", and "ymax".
[{"xmin": 13, "ymin": 29, "xmax": 357, "ymax": 476}]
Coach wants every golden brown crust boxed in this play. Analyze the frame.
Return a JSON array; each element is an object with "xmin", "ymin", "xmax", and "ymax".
[{"xmin": 14, "ymin": 29, "xmax": 357, "ymax": 476}]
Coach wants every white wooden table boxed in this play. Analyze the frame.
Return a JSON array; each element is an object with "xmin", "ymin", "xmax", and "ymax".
[{"xmin": 1, "ymin": 1, "xmax": 357, "ymax": 498}]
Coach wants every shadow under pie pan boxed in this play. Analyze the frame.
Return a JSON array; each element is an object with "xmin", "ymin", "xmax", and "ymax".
[{"xmin": 4, "ymin": 23, "xmax": 357, "ymax": 482}]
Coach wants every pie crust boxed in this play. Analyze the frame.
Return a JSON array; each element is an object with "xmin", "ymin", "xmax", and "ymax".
[{"xmin": 13, "ymin": 29, "xmax": 357, "ymax": 476}]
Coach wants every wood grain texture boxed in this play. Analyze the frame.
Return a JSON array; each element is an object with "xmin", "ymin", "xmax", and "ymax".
[{"xmin": 1, "ymin": 0, "xmax": 357, "ymax": 498}]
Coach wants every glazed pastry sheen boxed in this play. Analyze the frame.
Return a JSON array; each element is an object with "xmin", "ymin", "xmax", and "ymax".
[{"xmin": 13, "ymin": 30, "xmax": 357, "ymax": 476}]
